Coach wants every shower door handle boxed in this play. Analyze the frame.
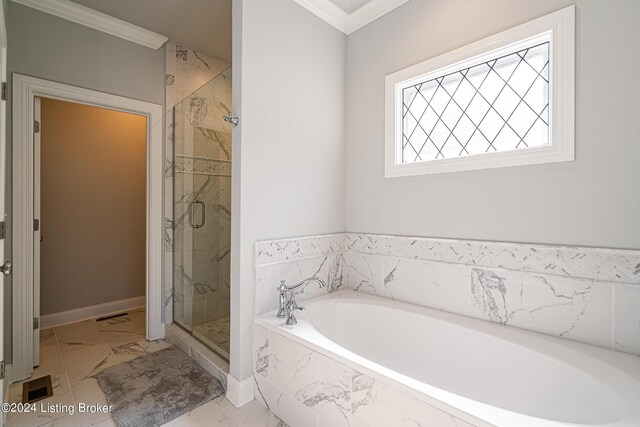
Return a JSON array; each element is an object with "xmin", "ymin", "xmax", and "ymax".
[{"xmin": 188, "ymin": 200, "xmax": 205, "ymax": 229}]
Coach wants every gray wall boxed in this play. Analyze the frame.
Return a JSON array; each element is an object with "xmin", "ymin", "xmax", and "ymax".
[
  {"xmin": 40, "ymin": 98, "xmax": 147, "ymax": 315},
  {"xmin": 5, "ymin": 2, "xmax": 164, "ymax": 360},
  {"xmin": 231, "ymin": 0, "xmax": 346, "ymax": 380},
  {"xmin": 345, "ymin": 0, "xmax": 640, "ymax": 250}
]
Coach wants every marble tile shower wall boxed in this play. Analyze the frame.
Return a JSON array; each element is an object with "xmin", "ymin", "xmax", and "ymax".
[
  {"xmin": 164, "ymin": 43, "xmax": 230, "ymax": 324},
  {"xmin": 254, "ymin": 233, "xmax": 640, "ymax": 356},
  {"xmin": 173, "ymin": 69, "xmax": 232, "ymax": 329}
]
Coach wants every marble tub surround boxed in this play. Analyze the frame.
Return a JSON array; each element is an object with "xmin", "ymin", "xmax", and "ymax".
[
  {"xmin": 252, "ymin": 306, "xmax": 486, "ymax": 427},
  {"xmin": 344, "ymin": 233, "xmax": 640, "ymax": 285},
  {"xmin": 255, "ymin": 253, "xmax": 344, "ymax": 316},
  {"xmin": 255, "ymin": 233, "xmax": 640, "ymax": 356},
  {"xmin": 255, "ymin": 233, "xmax": 345, "ymax": 267},
  {"xmin": 253, "ymin": 291, "xmax": 640, "ymax": 427}
]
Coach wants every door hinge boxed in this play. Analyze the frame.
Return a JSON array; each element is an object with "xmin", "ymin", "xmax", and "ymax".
[
  {"xmin": 0, "ymin": 361, "xmax": 5, "ymax": 380},
  {"xmin": 34, "ymin": 120, "xmax": 40, "ymax": 133},
  {"xmin": 33, "ymin": 318, "xmax": 39, "ymax": 330},
  {"xmin": 0, "ymin": 221, "xmax": 5, "ymax": 239},
  {"xmin": 1, "ymin": 82, "xmax": 6, "ymax": 101},
  {"xmin": 34, "ymin": 219, "xmax": 40, "ymax": 232}
]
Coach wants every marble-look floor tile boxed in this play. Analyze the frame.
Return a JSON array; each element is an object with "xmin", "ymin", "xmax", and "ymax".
[
  {"xmin": 71, "ymin": 377, "xmax": 110, "ymax": 427},
  {"xmin": 193, "ymin": 317, "xmax": 230, "ymax": 355},
  {"xmin": 99, "ymin": 329, "xmax": 146, "ymax": 350},
  {"xmin": 61, "ymin": 343, "xmax": 119, "ymax": 386},
  {"xmin": 13, "ymin": 316, "xmax": 285, "ymax": 427},
  {"xmin": 109, "ymin": 341, "xmax": 146, "ymax": 363},
  {"xmin": 34, "ymin": 331, "xmax": 66, "ymax": 378},
  {"xmin": 216, "ymin": 397, "xmax": 286, "ymax": 427},
  {"xmin": 55, "ymin": 321, "xmax": 105, "ymax": 354},
  {"xmin": 161, "ymin": 399, "xmax": 235, "ymax": 427},
  {"xmin": 7, "ymin": 373, "xmax": 75, "ymax": 427},
  {"xmin": 111, "ymin": 339, "xmax": 172, "ymax": 363},
  {"xmin": 40, "ymin": 415, "xmax": 79, "ymax": 427},
  {"xmin": 96, "ymin": 313, "xmax": 145, "ymax": 335},
  {"xmin": 87, "ymin": 417, "xmax": 116, "ymax": 427}
]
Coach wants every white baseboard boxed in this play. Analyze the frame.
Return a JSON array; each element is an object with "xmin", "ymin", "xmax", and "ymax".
[
  {"xmin": 226, "ymin": 374, "xmax": 254, "ymax": 408},
  {"xmin": 40, "ymin": 296, "xmax": 145, "ymax": 329}
]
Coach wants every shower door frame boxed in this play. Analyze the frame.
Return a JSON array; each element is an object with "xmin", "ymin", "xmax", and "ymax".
[{"xmin": 11, "ymin": 74, "xmax": 164, "ymax": 382}]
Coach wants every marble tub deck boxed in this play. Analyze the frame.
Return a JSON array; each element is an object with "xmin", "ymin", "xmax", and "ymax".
[{"xmin": 7, "ymin": 310, "xmax": 284, "ymax": 427}]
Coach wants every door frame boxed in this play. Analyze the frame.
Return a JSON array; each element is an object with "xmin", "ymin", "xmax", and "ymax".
[
  {"xmin": 12, "ymin": 74, "xmax": 164, "ymax": 381},
  {"xmin": 0, "ymin": 0, "xmax": 7, "ymax": 411}
]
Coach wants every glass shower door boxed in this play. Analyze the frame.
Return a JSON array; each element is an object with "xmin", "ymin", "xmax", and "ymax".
[{"xmin": 173, "ymin": 67, "xmax": 232, "ymax": 360}]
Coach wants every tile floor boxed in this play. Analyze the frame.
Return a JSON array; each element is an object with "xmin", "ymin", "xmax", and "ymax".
[
  {"xmin": 6, "ymin": 310, "xmax": 285, "ymax": 427},
  {"xmin": 192, "ymin": 316, "xmax": 230, "ymax": 359}
]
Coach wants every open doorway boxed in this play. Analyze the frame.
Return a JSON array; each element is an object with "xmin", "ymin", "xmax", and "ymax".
[
  {"xmin": 12, "ymin": 75, "xmax": 164, "ymax": 382},
  {"xmin": 37, "ymin": 96, "xmax": 147, "ymax": 338}
]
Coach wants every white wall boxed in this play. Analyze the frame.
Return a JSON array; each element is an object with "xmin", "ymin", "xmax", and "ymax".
[
  {"xmin": 346, "ymin": 0, "xmax": 640, "ymax": 250},
  {"xmin": 231, "ymin": 0, "xmax": 346, "ymax": 381}
]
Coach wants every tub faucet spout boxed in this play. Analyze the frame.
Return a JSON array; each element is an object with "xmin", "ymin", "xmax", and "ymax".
[{"xmin": 276, "ymin": 276, "xmax": 326, "ymax": 320}]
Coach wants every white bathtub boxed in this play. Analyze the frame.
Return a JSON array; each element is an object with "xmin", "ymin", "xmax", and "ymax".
[{"xmin": 255, "ymin": 290, "xmax": 640, "ymax": 427}]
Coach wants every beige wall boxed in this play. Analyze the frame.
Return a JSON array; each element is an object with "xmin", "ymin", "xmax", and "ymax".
[{"xmin": 40, "ymin": 98, "xmax": 147, "ymax": 315}]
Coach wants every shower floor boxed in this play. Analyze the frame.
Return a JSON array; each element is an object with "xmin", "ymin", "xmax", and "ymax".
[{"xmin": 193, "ymin": 316, "xmax": 230, "ymax": 360}]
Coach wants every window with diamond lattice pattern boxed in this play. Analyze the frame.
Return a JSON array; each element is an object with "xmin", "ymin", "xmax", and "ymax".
[{"xmin": 401, "ymin": 42, "xmax": 549, "ymax": 163}]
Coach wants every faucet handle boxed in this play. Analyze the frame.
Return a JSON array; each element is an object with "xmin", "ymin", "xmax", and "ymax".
[{"xmin": 287, "ymin": 296, "xmax": 304, "ymax": 311}]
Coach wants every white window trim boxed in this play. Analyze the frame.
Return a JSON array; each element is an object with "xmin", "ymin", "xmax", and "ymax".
[{"xmin": 384, "ymin": 5, "xmax": 575, "ymax": 178}]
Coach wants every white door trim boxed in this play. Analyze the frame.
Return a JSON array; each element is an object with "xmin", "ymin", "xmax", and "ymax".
[{"xmin": 12, "ymin": 74, "xmax": 164, "ymax": 381}]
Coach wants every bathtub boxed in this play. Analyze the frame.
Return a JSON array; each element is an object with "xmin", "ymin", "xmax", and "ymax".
[{"xmin": 254, "ymin": 290, "xmax": 640, "ymax": 427}]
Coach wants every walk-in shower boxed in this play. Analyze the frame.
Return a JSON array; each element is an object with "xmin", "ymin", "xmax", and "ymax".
[{"xmin": 173, "ymin": 67, "xmax": 232, "ymax": 360}]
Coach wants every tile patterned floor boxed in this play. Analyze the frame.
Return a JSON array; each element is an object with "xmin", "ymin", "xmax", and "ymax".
[
  {"xmin": 192, "ymin": 316, "xmax": 230, "ymax": 359},
  {"xmin": 6, "ymin": 310, "xmax": 285, "ymax": 427}
]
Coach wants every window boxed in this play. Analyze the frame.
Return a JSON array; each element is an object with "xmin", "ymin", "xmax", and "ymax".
[{"xmin": 385, "ymin": 6, "xmax": 574, "ymax": 177}]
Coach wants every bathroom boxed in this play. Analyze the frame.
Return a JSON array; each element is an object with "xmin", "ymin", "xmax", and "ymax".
[{"xmin": 1, "ymin": 0, "xmax": 639, "ymax": 426}]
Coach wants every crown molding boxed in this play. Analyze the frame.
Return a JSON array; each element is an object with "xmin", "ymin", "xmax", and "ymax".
[
  {"xmin": 292, "ymin": 0, "xmax": 410, "ymax": 34},
  {"xmin": 292, "ymin": 0, "xmax": 348, "ymax": 33},
  {"xmin": 10, "ymin": 0, "xmax": 168, "ymax": 49},
  {"xmin": 347, "ymin": 0, "xmax": 410, "ymax": 34}
]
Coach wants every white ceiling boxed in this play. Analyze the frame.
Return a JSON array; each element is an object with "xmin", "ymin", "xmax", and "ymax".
[
  {"xmin": 330, "ymin": 0, "xmax": 373, "ymax": 14},
  {"xmin": 70, "ymin": 0, "xmax": 232, "ymax": 62}
]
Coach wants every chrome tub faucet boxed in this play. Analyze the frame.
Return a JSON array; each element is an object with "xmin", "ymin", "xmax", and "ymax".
[{"xmin": 276, "ymin": 276, "xmax": 326, "ymax": 325}]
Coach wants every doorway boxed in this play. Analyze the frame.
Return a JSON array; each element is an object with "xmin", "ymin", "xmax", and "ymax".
[
  {"xmin": 12, "ymin": 75, "xmax": 164, "ymax": 382},
  {"xmin": 37, "ymin": 96, "xmax": 147, "ymax": 336}
]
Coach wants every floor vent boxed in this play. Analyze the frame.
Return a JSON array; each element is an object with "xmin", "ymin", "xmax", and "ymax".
[
  {"xmin": 96, "ymin": 312, "xmax": 129, "ymax": 322},
  {"xmin": 22, "ymin": 375, "xmax": 53, "ymax": 403}
]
